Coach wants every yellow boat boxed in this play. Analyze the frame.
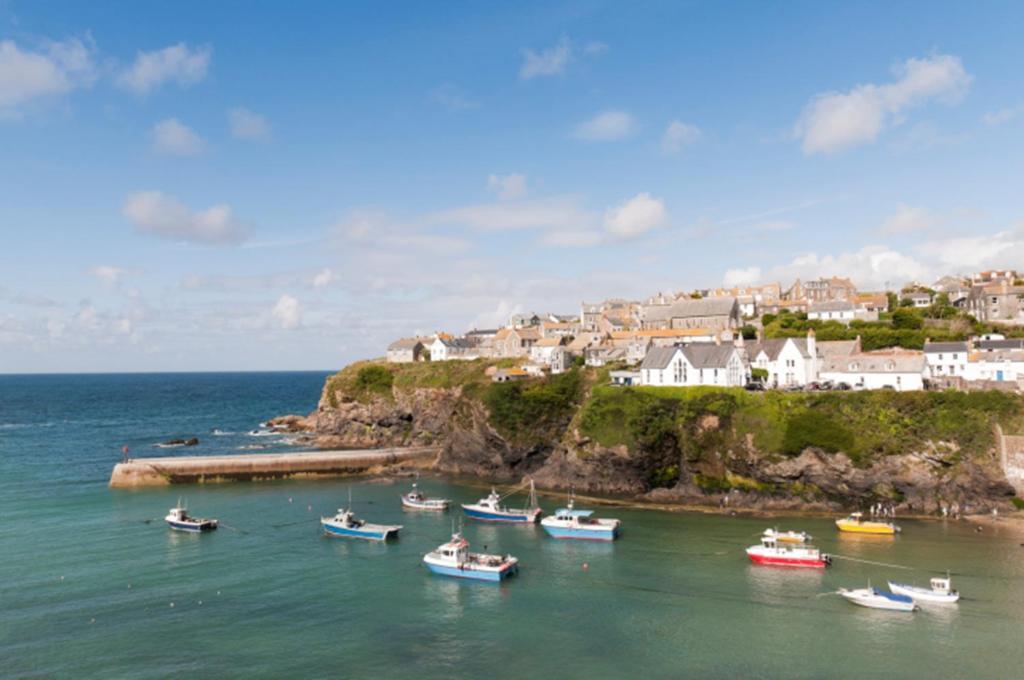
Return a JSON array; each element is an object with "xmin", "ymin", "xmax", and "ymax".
[{"xmin": 835, "ymin": 512, "xmax": 900, "ymax": 535}]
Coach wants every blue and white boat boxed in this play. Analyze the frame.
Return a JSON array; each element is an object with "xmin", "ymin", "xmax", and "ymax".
[
  {"xmin": 165, "ymin": 502, "xmax": 217, "ymax": 532},
  {"xmin": 401, "ymin": 481, "xmax": 451, "ymax": 511},
  {"xmin": 422, "ymin": 532, "xmax": 518, "ymax": 582},
  {"xmin": 541, "ymin": 495, "xmax": 620, "ymax": 541},
  {"xmin": 462, "ymin": 480, "xmax": 542, "ymax": 523},
  {"xmin": 321, "ymin": 501, "xmax": 402, "ymax": 541}
]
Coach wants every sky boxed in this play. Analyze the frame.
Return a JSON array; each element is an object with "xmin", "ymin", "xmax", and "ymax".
[{"xmin": 1, "ymin": 1, "xmax": 1024, "ymax": 373}]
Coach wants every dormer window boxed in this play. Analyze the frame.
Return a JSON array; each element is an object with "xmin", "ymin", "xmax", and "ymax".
[
  {"xmin": 886, "ymin": 361, "xmax": 896, "ymax": 371},
  {"xmin": 849, "ymin": 362, "xmax": 859, "ymax": 371}
]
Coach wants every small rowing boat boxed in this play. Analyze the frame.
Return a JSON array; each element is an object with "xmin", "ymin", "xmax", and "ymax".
[
  {"xmin": 422, "ymin": 532, "xmax": 519, "ymax": 582},
  {"xmin": 746, "ymin": 534, "xmax": 830, "ymax": 568},
  {"xmin": 888, "ymin": 575, "xmax": 959, "ymax": 604},
  {"xmin": 401, "ymin": 481, "xmax": 451, "ymax": 511},
  {"xmin": 462, "ymin": 479, "xmax": 542, "ymax": 524},
  {"xmin": 835, "ymin": 512, "xmax": 900, "ymax": 535},
  {"xmin": 165, "ymin": 501, "xmax": 218, "ymax": 532},
  {"xmin": 762, "ymin": 528, "xmax": 811, "ymax": 544},
  {"xmin": 838, "ymin": 585, "xmax": 917, "ymax": 612}
]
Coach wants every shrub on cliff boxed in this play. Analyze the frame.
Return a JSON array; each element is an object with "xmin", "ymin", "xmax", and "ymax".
[
  {"xmin": 781, "ymin": 410, "xmax": 855, "ymax": 456},
  {"xmin": 484, "ymin": 369, "xmax": 583, "ymax": 447},
  {"xmin": 353, "ymin": 365, "xmax": 394, "ymax": 401}
]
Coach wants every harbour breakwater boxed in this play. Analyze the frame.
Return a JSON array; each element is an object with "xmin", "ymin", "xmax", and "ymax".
[
  {"xmin": 277, "ymin": 360, "xmax": 1024, "ymax": 514},
  {"xmin": 108, "ymin": 446, "xmax": 439, "ymax": 487}
]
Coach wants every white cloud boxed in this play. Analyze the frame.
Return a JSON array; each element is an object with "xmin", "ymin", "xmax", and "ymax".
[
  {"xmin": 272, "ymin": 294, "xmax": 301, "ymax": 330},
  {"xmin": 919, "ymin": 230, "xmax": 1023, "ymax": 270},
  {"xmin": 768, "ymin": 246, "xmax": 930, "ymax": 289},
  {"xmin": 431, "ymin": 195, "xmax": 591, "ymax": 232},
  {"xmin": 603, "ymin": 193, "xmax": 667, "ymax": 239},
  {"xmin": 982, "ymin": 104, "xmax": 1024, "ymax": 126},
  {"xmin": 0, "ymin": 37, "xmax": 97, "ymax": 114},
  {"xmin": 661, "ymin": 120, "xmax": 701, "ymax": 154},
  {"xmin": 152, "ymin": 118, "xmax": 204, "ymax": 155},
  {"xmin": 122, "ymin": 191, "xmax": 246, "ymax": 245},
  {"xmin": 795, "ymin": 54, "xmax": 972, "ymax": 154},
  {"xmin": 583, "ymin": 41, "xmax": 609, "ymax": 56},
  {"xmin": 229, "ymin": 107, "xmax": 270, "ymax": 139},
  {"xmin": 312, "ymin": 268, "xmax": 335, "ymax": 289},
  {"xmin": 117, "ymin": 43, "xmax": 211, "ymax": 95},
  {"xmin": 723, "ymin": 266, "xmax": 763, "ymax": 287},
  {"xmin": 90, "ymin": 265, "xmax": 125, "ymax": 286},
  {"xmin": 880, "ymin": 204, "xmax": 936, "ymax": 235},
  {"xmin": 337, "ymin": 211, "xmax": 473, "ymax": 254},
  {"xmin": 519, "ymin": 38, "xmax": 571, "ymax": 80},
  {"xmin": 573, "ymin": 110, "xmax": 637, "ymax": 141},
  {"xmin": 487, "ymin": 173, "xmax": 527, "ymax": 200}
]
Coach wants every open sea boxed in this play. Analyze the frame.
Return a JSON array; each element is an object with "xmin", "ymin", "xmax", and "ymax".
[{"xmin": 1, "ymin": 372, "xmax": 1023, "ymax": 679}]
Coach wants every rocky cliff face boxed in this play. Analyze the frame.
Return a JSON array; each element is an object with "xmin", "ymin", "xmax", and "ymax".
[{"xmin": 290, "ymin": 372, "xmax": 1020, "ymax": 514}]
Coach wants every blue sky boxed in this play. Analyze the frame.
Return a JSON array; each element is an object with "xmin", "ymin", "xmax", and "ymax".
[{"xmin": 2, "ymin": 1, "xmax": 1023, "ymax": 372}]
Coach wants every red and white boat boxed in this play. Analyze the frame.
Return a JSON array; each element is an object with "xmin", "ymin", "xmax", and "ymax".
[{"xmin": 746, "ymin": 534, "xmax": 831, "ymax": 568}]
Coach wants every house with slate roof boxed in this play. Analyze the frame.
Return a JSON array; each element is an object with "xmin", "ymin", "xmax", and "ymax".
[
  {"xmin": 819, "ymin": 347, "xmax": 926, "ymax": 391},
  {"xmin": 639, "ymin": 343, "xmax": 747, "ymax": 387},
  {"xmin": 386, "ymin": 337, "xmax": 425, "ymax": 363},
  {"xmin": 923, "ymin": 340, "xmax": 969, "ymax": 379},
  {"xmin": 744, "ymin": 330, "xmax": 818, "ymax": 387},
  {"xmin": 639, "ymin": 297, "xmax": 741, "ymax": 332}
]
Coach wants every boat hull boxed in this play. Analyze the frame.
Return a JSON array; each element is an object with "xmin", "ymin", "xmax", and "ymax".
[
  {"xmin": 321, "ymin": 521, "xmax": 399, "ymax": 541},
  {"xmin": 836, "ymin": 520, "xmax": 897, "ymax": 535},
  {"xmin": 401, "ymin": 498, "xmax": 450, "ymax": 511},
  {"xmin": 423, "ymin": 561, "xmax": 517, "ymax": 582},
  {"xmin": 167, "ymin": 520, "xmax": 217, "ymax": 532},
  {"xmin": 541, "ymin": 523, "xmax": 618, "ymax": 541},
  {"xmin": 462, "ymin": 505, "xmax": 540, "ymax": 523},
  {"xmin": 840, "ymin": 589, "xmax": 916, "ymax": 612},
  {"xmin": 746, "ymin": 552, "xmax": 827, "ymax": 568}
]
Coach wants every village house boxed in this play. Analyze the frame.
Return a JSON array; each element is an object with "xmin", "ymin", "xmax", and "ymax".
[
  {"xmin": 819, "ymin": 347, "xmax": 926, "ymax": 391},
  {"xmin": 584, "ymin": 345, "xmax": 627, "ymax": 367},
  {"xmin": 785, "ymin": 276, "xmax": 857, "ymax": 304},
  {"xmin": 807, "ymin": 300, "xmax": 856, "ymax": 324},
  {"xmin": 539, "ymin": 320, "xmax": 577, "ymax": 339},
  {"xmin": 853, "ymin": 292, "xmax": 889, "ymax": 314},
  {"xmin": 705, "ymin": 283, "xmax": 781, "ymax": 318},
  {"xmin": 609, "ymin": 369, "xmax": 641, "ymax": 386},
  {"xmin": 902, "ymin": 291, "xmax": 933, "ymax": 308},
  {"xmin": 967, "ymin": 281, "xmax": 1024, "ymax": 324},
  {"xmin": 639, "ymin": 343, "xmax": 748, "ymax": 387},
  {"xmin": 493, "ymin": 327, "xmax": 541, "ymax": 358},
  {"xmin": 386, "ymin": 338, "xmax": 425, "ymax": 363},
  {"xmin": 529, "ymin": 336, "xmax": 569, "ymax": 368},
  {"xmin": 932, "ymin": 276, "xmax": 970, "ymax": 307},
  {"xmin": 923, "ymin": 340, "xmax": 969, "ymax": 379},
  {"xmin": 971, "ymin": 269, "xmax": 1018, "ymax": 286},
  {"xmin": 640, "ymin": 297, "xmax": 741, "ymax": 332},
  {"xmin": 745, "ymin": 330, "xmax": 818, "ymax": 387},
  {"xmin": 579, "ymin": 299, "xmax": 639, "ymax": 332},
  {"xmin": 429, "ymin": 334, "xmax": 478, "ymax": 361},
  {"xmin": 491, "ymin": 367, "xmax": 529, "ymax": 383}
]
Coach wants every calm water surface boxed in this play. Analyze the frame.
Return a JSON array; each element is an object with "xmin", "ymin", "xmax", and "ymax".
[{"xmin": 1, "ymin": 373, "xmax": 1023, "ymax": 678}]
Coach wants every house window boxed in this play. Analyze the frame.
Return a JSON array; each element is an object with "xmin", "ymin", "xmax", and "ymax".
[
  {"xmin": 938, "ymin": 354, "xmax": 943, "ymax": 360},
  {"xmin": 952, "ymin": 354, "xmax": 958, "ymax": 360}
]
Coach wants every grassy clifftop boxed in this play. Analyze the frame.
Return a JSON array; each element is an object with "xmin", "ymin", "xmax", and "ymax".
[{"xmin": 322, "ymin": 360, "xmax": 1024, "ymax": 468}]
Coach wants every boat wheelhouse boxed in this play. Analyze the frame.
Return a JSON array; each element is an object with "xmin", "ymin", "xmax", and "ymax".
[
  {"xmin": 321, "ymin": 508, "xmax": 402, "ymax": 541},
  {"xmin": 462, "ymin": 480, "xmax": 542, "ymax": 524},
  {"xmin": 422, "ymin": 532, "xmax": 519, "ymax": 582},
  {"xmin": 888, "ymin": 575, "xmax": 960, "ymax": 604},
  {"xmin": 746, "ymin": 534, "xmax": 830, "ymax": 568}
]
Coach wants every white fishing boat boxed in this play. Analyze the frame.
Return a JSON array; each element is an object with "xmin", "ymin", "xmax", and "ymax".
[
  {"xmin": 888, "ymin": 575, "xmax": 960, "ymax": 604},
  {"xmin": 762, "ymin": 528, "xmax": 811, "ymax": 544},
  {"xmin": 401, "ymin": 481, "xmax": 451, "ymax": 511},
  {"xmin": 462, "ymin": 479, "xmax": 542, "ymax": 523},
  {"xmin": 540, "ymin": 494, "xmax": 620, "ymax": 541},
  {"xmin": 422, "ymin": 531, "xmax": 518, "ymax": 582},
  {"xmin": 165, "ymin": 501, "xmax": 218, "ymax": 532},
  {"xmin": 838, "ymin": 585, "xmax": 918, "ymax": 612},
  {"xmin": 321, "ymin": 490, "xmax": 401, "ymax": 541}
]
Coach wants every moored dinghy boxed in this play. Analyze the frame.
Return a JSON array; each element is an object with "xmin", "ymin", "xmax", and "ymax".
[
  {"xmin": 462, "ymin": 479, "xmax": 542, "ymax": 523},
  {"xmin": 838, "ymin": 584, "xmax": 917, "ymax": 612},
  {"xmin": 422, "ymin": 532, "xmax": 519, "ymax": 582},
  {"xmin": 401, "ymin": 481, "xmax": 451, "ymax": 511},
  {"xmin": 888, "ymin": 575, "xmax": 960, "ymax": 604},
  {"xmin": 541, "ymin": 493, "xmax": 620, "ymax": 541}
]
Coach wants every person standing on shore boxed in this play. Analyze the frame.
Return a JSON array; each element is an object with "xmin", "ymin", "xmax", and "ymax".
[{"xmin": 121, "ymin": 445, "xmax": 130, "ymax": 464}]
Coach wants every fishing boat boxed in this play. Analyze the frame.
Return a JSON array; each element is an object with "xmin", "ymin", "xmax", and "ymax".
[
  {"xmin": 462, "ymin": 480, "xmax": 542, "ymax": 523},
  {"xmin": 888, "ymin": 575, "xmax": 960, "ymax": 604},
  {"xmin": 165, "ymin": 501, "xmax": 218, "ymax": 532},
  {"xmin": 762, "ymin": 528, "xmax": 811, "ymax": 544},
  {"xmin": 401, "ymin": 481, "xmax": 451, "ymax": 511},
  {"xmin": 321, "ymin": 491, "xmax": 401, "ymax": 541},
  {"xmin": 422, "ymin": 532, "xmax": 518, "ymax": 582},
  {"xmin": 540, "ymin": 494, "xmax": 620, "ymax": 541},
  {"xmin": 835, "ymin": 512, "xmax": 900, "ymax": 535},
  {"xmin": 838, "ymin": 585, "xmax": 917, "ymax": 612},
  {"xmin": 746, "ymin": 534, "xmax": 830, "ymax": 568}
]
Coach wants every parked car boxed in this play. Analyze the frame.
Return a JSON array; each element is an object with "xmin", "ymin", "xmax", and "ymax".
[
  {"xmin": 834, "ymin": 382, "xmax": 851, "ymax": 391},
  {"xmin": 744, "ymin": 381, "xmax": 766, "ymax": 391}
]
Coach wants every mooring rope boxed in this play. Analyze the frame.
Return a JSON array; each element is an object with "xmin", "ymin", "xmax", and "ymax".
[{"xmin": 829, "ymin": 554, "xmax": 913, "ymax": 570}]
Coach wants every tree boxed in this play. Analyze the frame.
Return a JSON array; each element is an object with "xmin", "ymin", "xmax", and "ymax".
[{"xmin": 892, "ymin": 308, "xmax": 924, "ymax": 330}]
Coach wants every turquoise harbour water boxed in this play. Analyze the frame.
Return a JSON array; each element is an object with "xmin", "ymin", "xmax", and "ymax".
[{"xmin": 2, "ymin": 372, "xmax": 1023, "ymax": 679}]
